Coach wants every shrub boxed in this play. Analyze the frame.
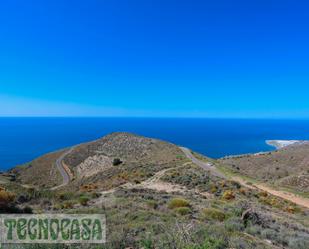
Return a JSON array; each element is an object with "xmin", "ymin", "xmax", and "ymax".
[
  {"xmin": 284, "ymin": 205, "xmax": 302, "ymax": 214},
  {"xmin": 0, "ymin": 189, "xmax": 18, "ymax": 213},
  {"xmin": 62, "ymin": 201, "xmax": 74, "ymax": 209},
  {"xmin": 80, "ymin": 183, "xmax": 98, "ymax": 192},
  {"xmin": 230, "ymin": 180, "xmax": 241, "ymax": 189},
  {"xmin": 0, "ymin": 189, "xmax": 15, "ymax": 203},
  {"xmin": 261, "ymin": 228, "xmax": 278, "ymax": 241},
  {"xmin": 288, "ymin": 237, "xmax": 309, "ymax": 249},
  {"xmin": 140, "ymin": 237, "xmax": 154, "ymax": 249},
  {"xmin": 146, "ymin": 200, "xmax": 158, "ymax": 209},
  {"xmin": 245, "ymin": 225, "xmax": 262, "ymax": 236},
  {"xmin": 259, "ymin": 191, "xmax": 268, "ymax": 197},
  {"xmin": 168, "ymin": 198, "xmax": 190, "ymax": 209},
  {"xmin": 91, "ymin": 192, "xmax": 101, "ymax": 199},
  {"xmin": 239, "ymin": 188, "xmax": 247, "ymax": 195},
  {"xmin": 222, "ymin": 190, "xmax": 235, "ymax": 200},
  {"xmin": 175, "ymin": 207, "xmax": 191, "ymax": 216},
  {"xmin": 220, "ymin": 180, "xmax": 227, "ymax": 188},
  {"xmin": 23, "ymin": 206, "xmax": 33, "ymax": 214},
  {"xmin": 79, "ymin": 196, "xmax": 90, "ymax": 206},
  {"xmin": 57, "ymin": 192, "xmax": 75, "ymax": 201},
  {"xmin": 229, "ymin": 236, "xmax": 250, "ymax": 249},
  {"xmin": 176, "ymin": 154, "xmax": 185, "ymax": 159},
  {"xmin": 210, "ymin": 185, "xmax": 218, "ymax": 193},
  {"xmin": 224, "ymin": 217, "xmax": 245, "ymax": 232},
  {"xmin": 113, "ymin": 158, "xmax": 123, "ymax": 166},
  {"xmin": 202, "ymin": 208, "xmax": 226, "ymax": 222},
  {"xmin": 189, "ymin": 236, "xmax": 227, "ymax": 249}
]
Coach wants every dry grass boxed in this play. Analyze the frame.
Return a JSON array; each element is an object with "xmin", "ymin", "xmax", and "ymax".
[{"xmin": 168, "ymin": 198, "xmax": 190, "ymax": 209}]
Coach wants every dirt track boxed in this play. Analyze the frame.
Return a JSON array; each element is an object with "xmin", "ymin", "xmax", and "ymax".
[
  {"xmin": 181, "ymin": 147, "xmax": 309, "ymax": 209},
  {"xmin": 232, "ymin": 176, "xmax": 309, "ymax": 209}
]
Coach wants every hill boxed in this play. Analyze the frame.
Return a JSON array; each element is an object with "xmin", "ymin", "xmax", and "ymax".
[
  {"xmin": 3, "ymin": 133, "xmax": 309, "ymax": 249},
  {"xmin": 220, "ymin": 143, "xmax": 309, "ymax": 194},
  {"xmin": 12, "ymin": 132, "xmax": 185, "ymax": 190}
]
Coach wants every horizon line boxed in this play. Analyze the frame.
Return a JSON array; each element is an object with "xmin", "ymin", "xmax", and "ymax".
[{"xmin": 1, "ymin": 116, "xmax": 309, "ymax": 120}]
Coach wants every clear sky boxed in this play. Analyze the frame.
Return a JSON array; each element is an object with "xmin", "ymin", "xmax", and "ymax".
[{"xmin": 0, "ymin": 0, "xmax": 308, "ymax": 118}]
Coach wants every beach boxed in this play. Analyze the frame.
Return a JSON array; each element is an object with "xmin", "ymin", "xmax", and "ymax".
[{"xmin": 266, "ymin": 140, "xmax": 301, "ymax": 149}]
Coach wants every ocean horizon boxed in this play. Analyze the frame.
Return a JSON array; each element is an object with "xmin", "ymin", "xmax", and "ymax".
[{"xmin": 1, "ymin": 117, "xmax": 309, "ymax": 170}]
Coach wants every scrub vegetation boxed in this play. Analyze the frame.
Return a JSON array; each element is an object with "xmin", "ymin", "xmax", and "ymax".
[{"xmin": 2, "ymin": 133, "xmax": 308, "ymax": 249}]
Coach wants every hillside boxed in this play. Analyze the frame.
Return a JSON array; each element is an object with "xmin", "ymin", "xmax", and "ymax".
[
  {"xmin": 64, "ymin": 132, "xmax": 186, "ymax": 191},
  {"xmin": 220, "ymin": 143, "xmax": 309, "ymax": 193},
  {"xmin": 2, "ymin": 133, "xmax": 309, "ymax": 249},
  {"xmin": 11, "ymin": 150, "xmax": 64, "ymax": 188},
  {"xmin": 11, "ymin": 132, "xmax": 185, "ymax": 189}
]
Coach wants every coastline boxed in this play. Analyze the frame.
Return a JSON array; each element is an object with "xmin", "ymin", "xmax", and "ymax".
[
  {"xmin": 222, "ymin": 140, "xmax": 304, "ymax": 160},
  {"xmin": 266, "ymin": 140, "xmax": 300, "ymax": 149}
]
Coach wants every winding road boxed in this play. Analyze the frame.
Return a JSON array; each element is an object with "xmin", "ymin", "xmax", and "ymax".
[
  {"xmin": 180, "ymin": 147, "xmax": 226, "ymax": 179},
  {"xmin": 51, "ymin": 147, "xmax": 74, "ymax": 190}
]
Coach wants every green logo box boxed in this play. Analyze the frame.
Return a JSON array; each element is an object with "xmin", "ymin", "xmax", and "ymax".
[{"xmin": 0, "ymin": 214, "xmax": 106, "ymax": 244}]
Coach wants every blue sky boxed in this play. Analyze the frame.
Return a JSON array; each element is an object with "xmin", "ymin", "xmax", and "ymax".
[{"xmin": 0, "ymin": 0, "xmax": 309, "ymax": 118}]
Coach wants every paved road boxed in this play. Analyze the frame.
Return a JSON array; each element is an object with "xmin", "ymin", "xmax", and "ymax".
[
  {"xmin": 180, "ymin": 147, "xmax": 226, "ymax": 179},
  {"xmin": 51, "ymin": 147, "xmax": 74, "ymax": 190}
]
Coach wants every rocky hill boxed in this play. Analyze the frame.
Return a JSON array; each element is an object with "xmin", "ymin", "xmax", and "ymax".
[
  {"xmin": 12, "ymin": 132, "xmax": 185, "ymax": 189},
  {"xmin": 64, "ymin": 132, "xmax": 186, "ymax": 190}
]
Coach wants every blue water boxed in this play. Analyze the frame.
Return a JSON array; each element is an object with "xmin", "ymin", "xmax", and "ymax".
[{"xmin": 1, "ymin": 118, "xmax": 309, "ymax": 170}]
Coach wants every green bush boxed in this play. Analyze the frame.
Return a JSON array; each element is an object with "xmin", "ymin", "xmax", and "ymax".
[
  {"xmin": 140, "ymin": 237, "xmax": 154, "ymax": 249},
  {"xmin": 202, "ymin": 208, "xmax": 226, "ymax": 222},
  {"xmin": 79, "ymin": 196, "xmax": 90, "ymax": 206},
  {"xmin": 168, "ymin": 198, "xmax": 190, "ymax": 209}
]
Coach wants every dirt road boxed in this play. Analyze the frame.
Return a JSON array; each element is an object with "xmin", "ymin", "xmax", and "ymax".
[{"xmin": 181, "ymin": 147, "xmax": 309, "ymax": 209}]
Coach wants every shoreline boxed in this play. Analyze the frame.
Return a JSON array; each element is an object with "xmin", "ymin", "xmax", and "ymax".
[
  {"xmin": 222, "ymin": 140, "xmax": 306, "ymax": 160},
  {"xmin": 266, "ymin": 140, "xmax": 301, "ymax": 149}
]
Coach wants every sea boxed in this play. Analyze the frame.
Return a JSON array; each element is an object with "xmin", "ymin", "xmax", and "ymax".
[{"xmin": 1, "ymin": 117, "xmax": 309, "ymax": 170}]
